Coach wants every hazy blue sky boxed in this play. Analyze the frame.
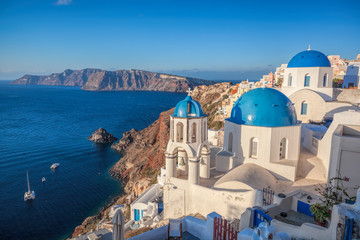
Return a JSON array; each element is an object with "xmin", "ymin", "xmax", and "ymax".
[{"xmin": 1, "ymin": 0, "xmax": 359, "ymax": 80}]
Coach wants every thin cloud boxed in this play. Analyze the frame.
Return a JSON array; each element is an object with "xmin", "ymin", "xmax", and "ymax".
[{"xmin": 56, "ymin": 0, "xmax": 72, "ymax": 5}]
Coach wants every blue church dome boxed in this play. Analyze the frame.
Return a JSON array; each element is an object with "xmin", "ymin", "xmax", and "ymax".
[
  {"xmin": 287, "ymin": 50, "xmax": 331, "ymax": 68},
  {"xmin": 228, "ymin": 88, "xmax": 297, "ymax": 127},
  {"xmin": 173, "ymin": 95, "xmax": 205, "ymax": 118}
]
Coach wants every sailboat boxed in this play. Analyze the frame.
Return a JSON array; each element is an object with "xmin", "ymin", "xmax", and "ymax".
[
  {"xmin": 24, "ymin": 170, "xmax": 35, "ymax": 201},
  {"xmin": 50, "ymin": 163, "xmax": 60, "ymax": 170}
]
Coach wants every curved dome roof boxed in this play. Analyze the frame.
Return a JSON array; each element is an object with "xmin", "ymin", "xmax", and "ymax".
[
  {"xmin": 228, "ymin": 88, "xmax": 297, "ymax": 127},
  {"xmin": 214, "ymin": 163, "xmax": 277, "ymax": 191},
  {"xmin": 173, "ymin": 95, "xmax": 205, "ymax": 118},
  {"xmin": 287, "ymin": 50, "xmax": 331, "ymax": 68}
]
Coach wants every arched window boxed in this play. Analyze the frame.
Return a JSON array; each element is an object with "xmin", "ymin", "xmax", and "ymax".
[
  {"xmin": 280, "ymin": 138, "xmax": 287, "ymax": 159},
  {"xmin": 228, "ymin": 132, "xmax": 233, "ymax": 152},
  {"xmin": 301, "ymin": 101, "xmax": 308, "ymax": 115},
  {"xmin": 288, "ymin": 74, "xmax": 292, "ymax": 86},
  {"xmin": 304, "ymin": 74, "xmax": 310, "ymax": 87},
  {"xmin": 323, "ymin": 74, "xmax": 327, "ymax": 87},
  {"xmin": 250, "ymin": 138, "xmax": 258, "ymax": 158},
  {"xmin": 176, "ymin": 122, "xmax": 184, "ymax": 142},
  {"xmin": 187, "ymin": 103, "xmax": 196, "ymax": 117},
  {"xmin": 191, "ymin": 123, "xmax": 197, "ymax": 142}
]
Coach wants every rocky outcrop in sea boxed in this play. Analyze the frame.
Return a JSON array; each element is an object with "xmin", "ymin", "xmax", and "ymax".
[
  {"xmin": 11, "ymin": 68, "xmax": 215, "ymax": 92},
  {"xmin": 88, "ymin": 128, "xmax": 118, "ymax": 143}
]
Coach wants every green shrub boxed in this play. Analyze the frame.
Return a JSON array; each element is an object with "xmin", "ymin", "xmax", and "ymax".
[{"xmin": 310, "ymin": 203, "xmax": 331, "ymax": 222}]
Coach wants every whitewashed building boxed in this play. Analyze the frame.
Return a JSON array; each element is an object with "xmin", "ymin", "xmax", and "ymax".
[
  {"xmin": 281, "ymin": 48, "xmax": 357, "ymax": 123},
  {"xmin": 274, "ymin": 63, "xmax": 288, "ymax": 84},
  {"xmin": 282, "ymin": 47, "xmax": 334, "ymax": 101},
  {"xmin": 216, "ymin": 88, "xmax": 301, "ymax": 181},
  {"xmin": 343, "ymin": 62, "xmax": 360, "ymax": 88}
]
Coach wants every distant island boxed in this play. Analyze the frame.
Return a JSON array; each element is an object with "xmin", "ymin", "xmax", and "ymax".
[{"xmin": 10, "ymin": 68, "xmax": 215, "ymax": 92}]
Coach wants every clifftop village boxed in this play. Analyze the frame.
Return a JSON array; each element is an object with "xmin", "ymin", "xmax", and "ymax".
[{"xmin": 73, "ymin": 48, "xmax": 360, "ymax": 240}]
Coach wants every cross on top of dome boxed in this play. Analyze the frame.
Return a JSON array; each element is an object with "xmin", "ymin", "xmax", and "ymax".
[{"xmin": 186, "ymin": 88, "xmax": 192, "ymax": 96}]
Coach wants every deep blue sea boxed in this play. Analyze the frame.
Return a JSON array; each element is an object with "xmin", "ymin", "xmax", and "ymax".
[{"xmin": 0, "ymin": 81, "xmax": 185, "ymax": 240}]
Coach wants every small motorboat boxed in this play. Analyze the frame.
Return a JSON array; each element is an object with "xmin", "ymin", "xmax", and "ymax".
[
  {"xmin": 42, "ymin": 177, "xmax": 46, "ymax": 182},
  {"xmin": 50, "ymin": 163, "xmax": 60, "ymax": 170},
  {"xmin": 24, "ymin": 170, "xmax": 35, "ymax": 201}
]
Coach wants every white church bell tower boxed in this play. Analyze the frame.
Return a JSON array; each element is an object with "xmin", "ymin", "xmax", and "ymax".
[{"xmin": 165, "ymin": 89, "xmax": 210, "ymax": 184}]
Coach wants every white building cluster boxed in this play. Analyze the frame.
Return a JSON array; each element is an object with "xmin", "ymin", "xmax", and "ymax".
[{"xmin": 161, "ymin": 49, "xmax": 360, "ymax": 239}]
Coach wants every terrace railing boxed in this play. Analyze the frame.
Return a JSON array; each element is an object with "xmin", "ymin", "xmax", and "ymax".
[
  {"xmin": 213, "ymin": 217, "xmax": 238, "ymax": 240},
  {"xmin": 263, "ymin": 186, "xmax": 275, "ymax": 206}
]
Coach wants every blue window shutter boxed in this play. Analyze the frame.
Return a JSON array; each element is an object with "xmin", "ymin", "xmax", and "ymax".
[
  {"xmin": 134, "ymin": 209, "xmax": 140, "ymax": 221},
  {"xmin": 304, "ymin": 76, "xmax": 310, "ymax": 87},
  {"xmin": 301, "ymin": 102, "xmax": 308, "ymax": 115}
]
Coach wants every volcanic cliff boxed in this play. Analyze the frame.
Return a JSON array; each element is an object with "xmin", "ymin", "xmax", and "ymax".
[
  {"xmin": 11, "ymin": 68, "xmax": 102, "ymax": 86},
  {"xmin": 11, "ymin": 69, "xmax": 214, "ymax": 92}
]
